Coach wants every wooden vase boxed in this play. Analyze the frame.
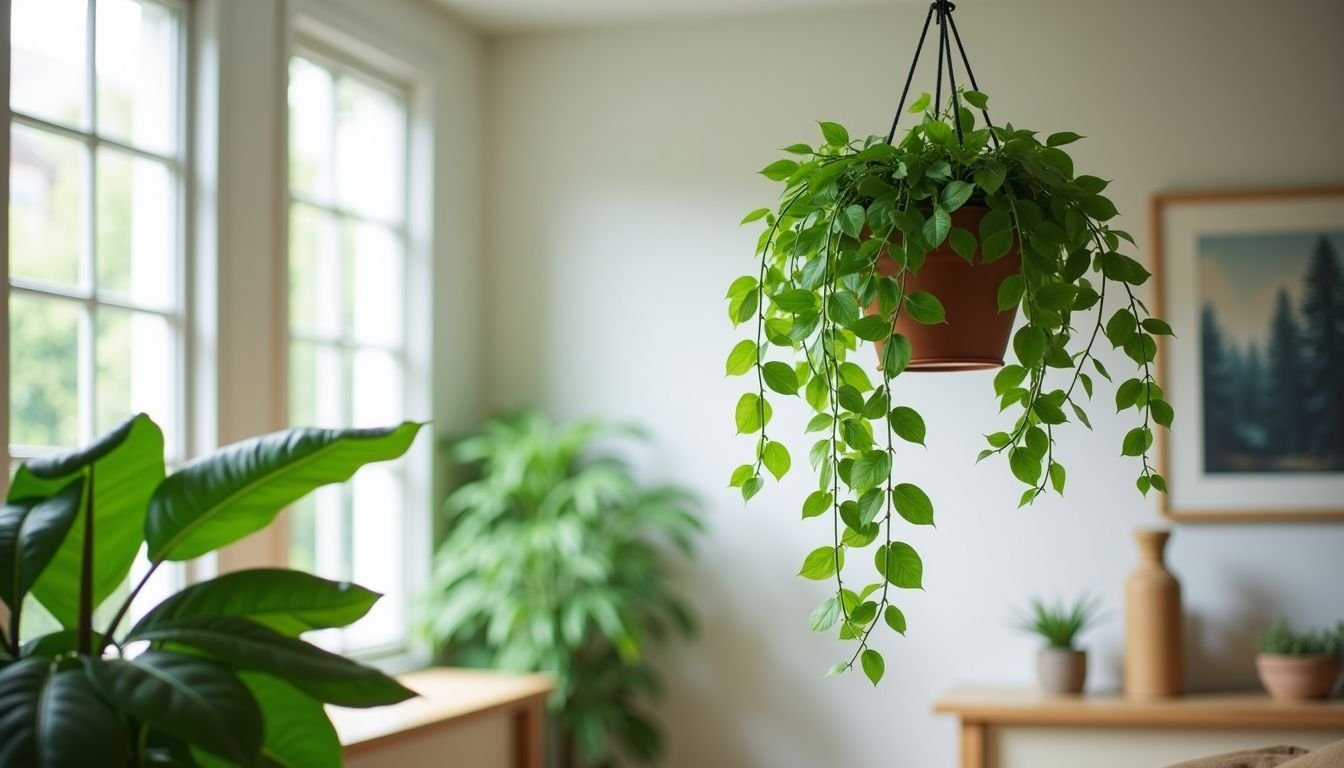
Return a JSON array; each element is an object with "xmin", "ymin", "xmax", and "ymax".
[{"xmin": 1124, "ymin": 529, "xmax": 1184, "ymax": 697}]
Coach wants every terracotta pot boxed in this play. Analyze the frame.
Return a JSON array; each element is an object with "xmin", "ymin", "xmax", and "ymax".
[
  {"xmin": 1037, "ymin": 648, "xmax": 1087, "ymax": 695},
  {"xmin": 868, "ymin": 205, "xmax": 1022, "ymax": 372},
  {"xmin": 1124, "ymin": 529, "xmax": 1184, "ymax": 697},
  {"xmin": 1256, "ymin": 654, "xmax": 1342, "ymax": 701}
]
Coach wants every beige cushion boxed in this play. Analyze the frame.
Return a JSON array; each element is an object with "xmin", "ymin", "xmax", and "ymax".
[
  {"xmin": 1277, "ymin": 739, "xmax": 1344, "ymax": 767},
  {"xmin": 1164, "ymin": 746, "xmax": 1309, "ymax": 768}
]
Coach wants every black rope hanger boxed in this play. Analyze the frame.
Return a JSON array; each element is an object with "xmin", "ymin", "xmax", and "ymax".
[{"xmin": 884, "ymin": 0, "xmax": 999, "ymax": 149}]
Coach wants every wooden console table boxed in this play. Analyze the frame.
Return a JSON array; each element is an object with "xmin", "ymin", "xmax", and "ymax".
[
  {"xmin": 935, "ymin": 688, "xmax": 1344, "ymax": 768},
  {"xmin": 330, "ymin": 668, "xmax": 553, "ymax": 768}
]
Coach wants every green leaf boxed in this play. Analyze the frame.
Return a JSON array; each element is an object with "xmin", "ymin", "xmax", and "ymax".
[
  {"xmin": 125, "ymin": 616, "xmax": 416, "ymax": 708},
  {"xmin": 875, "ymin": 542, "xmax": 923, "ymax": 589},
  {"xmin": 1013, "ymin": 326, "xmax": 1047, "ymax": 367},
  {"xmin": 1034, "ymin": 399, "xmax": 1067, "ymax": 425},
  {"xmin": 1009, "ymin": 448, "xmax": 1042, "ymax": 484},
  {"xmin": 824, "ymin": 662, "xmax": 849, "ymax": 678},
  {"xmin": 883, "ymin": 333, "xmax": 913, "ymax": 374},
  {"xmin": 884, "ymin": 605, "xmax": 907, "ymax": 635},
  {"xmin": 1115, "ymin": 378, "xmax": 1143, "ymax": 411},
  {"xmin": 1036, "ymin": 282, "xmax": 1079, "ymax": 311},
  {"xmin": 891, "ymin": 483, "xmax": 934, "ymax": 526},
  {"xmin": 724, "ymin": 275, "xmax": 757, "ymax": 299},
  {"xmin": 760, "ymin": 159, "xmax": 799, "ymax": 181},
  {"xmin": 83, "ymin": 652, "xmax": 263, "ymax": 765},
  {"xmin": 1122, "ymin": 427, "xmax": 1154, "ymax": 457},
  {"xmin": 908, "ymin": 93, "xmax": 930, "ymax": 113},
  {"xmin": 10, "ymin": 414, "xmax": 165, "ymax": 628},
  {"xmin": 997, "ymin": 274, "xmax": 1025, "ymax": 311},
  {"xmin": 1046, "ymin": 131, "xmax": 1083, "ymax": 146},
  {"xmin": 974, "ymin": 164, "xmax": 1006, "ymax": 195},
  {"xmin": 773, "ymin": 289, "xmax": 818, "ymax": 313},
  {"xmin": 819, "ymin": 121, "xmax": 850, "ymax": 146},
  {"xmin": 888, "ymin": 407, "xmax": 926, "ymax": 446},
  {"xmin": 1142, "ymin": 318, "xmax": 1175, "ymax": 336},
  {"xmin": 762, "ymin": 442, "xmax": 791, "ymax": 481},
  {"xmin": 921, "ymin": 208, "xmax": 951, "ymax": 246},
  {"xmin": 1081, "ymin": 194, "xmax": 1119, "ymax": 221},
  {"xmin": 904, "ymin": 291, "xmax": 946, "ymax": 324},
  {"xmin": 0, "ymin": 658, "xmax": 125, "ymax": 768},
  {"xmin": 857, "ymin": 489, "xmax": 884, "ymax": 526},
  {"xmin": 240, "ymin": 674, "xmax": 342, "ymax": 768},
  {"xmin": 739, "ymin": 208, "xmax": 770, "ymax": 225},
  {"xmin": 129, "ymin": 569, "xmax": 380, "ymax": 639},
  {"xmin": 725, "ymin": 340, "xmax": 757, "ymax": 376},
  {"xmin": 0, "ymin": 479, "xmax": 82, "ymax": 612},
  {"xmin": 840, "ymin": 205, "xmax": 865, "ymax": 238},
  {"xmin": 962, "ymin": 90, "xmax": 988, "ymax": 109},
  {"xmin": 860, "ymin": 649, "xmax": 885, "ymax": 686},
  {"xmin": 949, "ymin": 227, "xmax": 977, "ymax": 264},
  {"xmin": 982, "ymin": 230, "xmax": 1014, "ymax": 263},
  {"xmin": 805, "ymin": 373, "xmax": 829, "ymax": 411},
  {"xmin": 781, "ymin": 143, "xmax": 813, "ymax": 155},
  {"xmin": 741, "ymin": 476, "xmax": 764, "ymax": 502},
  {"xmin": 732, "ymin": 287, "xmax": 759, "ymax": 324},
  {"xmin": 850, "ymin": 451, "xmax": 891, "ymax": 493},
  {"xmin": 729, "ymin": 464, "xmax": 754, "ymax": 488},
  {"xmin": 799, "ymin": 546, "xmax": 843, "ymax": 581},
  {"xmin": 802, "ymin": 491, "xmax": 832, "ymax": 519},
  {"xmin": 762, "ymin": 362, "xmax": 800, "ymax": 395},
  {"xmin": 1071, "ymin": 403, "xmax": 1093, "ymax": 430},
  {"xmin": 1151, "ymin": 399, "xmax": 1175, "ymax": 427},
  {"xmin": 735, "ymin": 393, "xmax": 771, "ymax": 434},
  {"xmin": 827, "ymin": 291, "xmax": 861, "ymax": 328},
  {"xmin": 146, "ymin": 423, "xmax": 423, "ymax": 563},
  {"xmin": 994, "ymin": 365, "xmax": 1028, "ymax": 395},
  {"xmin": 809, "ymin": 598, "xmax": 841, "ymax": 633},
  {"xmin": 1049, "ymin": 462, "xmax": 1067, "ymax": 494},
  {"xmin": 850, "ymin": 316, "xmax": 892, "ymax": 342},
  {"xmin": 941, "ymin": 181, "xmax": 974, "ymax": 212}
]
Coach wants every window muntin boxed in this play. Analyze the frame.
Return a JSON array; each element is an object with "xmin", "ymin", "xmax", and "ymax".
[{"xmin": 286, "ymin": 48, "xmax": 413, "ymax": 656}]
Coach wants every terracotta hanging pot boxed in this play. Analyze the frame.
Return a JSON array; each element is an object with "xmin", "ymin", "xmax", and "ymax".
[{"xmin": 868, "ymin": 205, "xmax": 1022, "ymax": 372}]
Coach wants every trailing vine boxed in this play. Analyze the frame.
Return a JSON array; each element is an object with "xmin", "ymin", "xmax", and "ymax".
[{"xmin": 724, "ymin": 91, "xmax": 1172, "ymax": 684}]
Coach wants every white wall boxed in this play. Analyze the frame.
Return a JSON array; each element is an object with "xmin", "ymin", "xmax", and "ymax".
[{"xmin": 483, "ymin": 1, "xmax": 1344, "ymax": 766}]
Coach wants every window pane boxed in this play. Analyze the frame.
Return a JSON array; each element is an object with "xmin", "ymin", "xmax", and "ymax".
[
  {"xmin": 345, "ymin": 466, "xmax": 404, "ymax": 650},
  {"xmin": 10, "ymin": 294, "xmax": 81, "ymax": 450},
  {"xmin": 289, "ymin": 340, "xmax": 344, "ymax": 427},
  {"xmin": 348, "ymin": 221, "xmax": 403, "ymax": 347},
  {"xmin": 351, "ymin": 348, "xmax": 402, "ymax": 428},
  {"xmin": 288, "ymin": 203, "xmax": 342, "ymax": 338},
  {"xmin": 335, "ymin": 76, "xmax": 406, "ymax": 222},
  {"xmin": 97, "ymin": 149, "xmax": 175, "ymax": 307},
  {"xmin": 96, "ymin": 0, "xmax": 178, "ymax": 154},
  {"xmin": 9, "ymin": 125, "xmax": 86, "ymax": 287},
  {"xmin": 96, "ymin": 308, "xmax": 178, "ymax": 454},
  {"xmin": 288, "ymin": 57, "xmax": 335, "ymax": 203},
  {"xmin": 11, "ymin": 0, "xmax": 88, "ymax": 128}
]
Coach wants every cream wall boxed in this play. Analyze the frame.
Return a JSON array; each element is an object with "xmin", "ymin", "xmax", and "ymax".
[{"xmin": 482, "ymin": 1, "xmax": 1344, "ymax": 766}]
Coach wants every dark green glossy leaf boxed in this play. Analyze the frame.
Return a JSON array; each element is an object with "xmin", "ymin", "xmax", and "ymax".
[
  {"xmin": 762, "ymin": 362, "xmax": 800, "ymax": 395},
  {"xmin": 891, "ymin": 483, "xmax": 934, "ymax": 526},
  {"xmin": 0, "ymin": 479, "xmax": 82, "ymax": 612},
  {"xmin": 850, "ymin": 316, "xmax": 892, "ymax": 342},
  {"xmin": 0, "ymin": 658, "xmax": 124, "ymax": 768},
  {"xmin": 904, "ymin": 291, "xmax": 946, "ymax": 324},
  {"xmin": 997, "ymin": 274, "xmax": 1025, "ymax": 311},
  {"xmin": 883, "ymin": 333, "xmax": 913, "ymax": 374},
  {"xmin": 884, "ymin": 605, "xmax": 907, "ymax": 635},
  {"xmin": 242, "ymin": 674, "xmax": 341, "ymax": 768},
  {"xmin": 888, "ymin": 407, "xmax": 926, "ymax": 446},
  {"xmin": 1122, "ymin": 427, "xmax": 1153, "ymax": 457},
  {"xmin": 130, "ymin": 569, "xmax": 379, "ymax": 639},
  {"xmin": 84, "ymin": 652, "xmax": 262, "ymax": 765},
  {"xmin": 147, "ymin": 423, "xmax": 423, "ymax": 562},
  {"xmin": 1013, "ymin": 326, "xmax": 1047, "ymax": 367}
]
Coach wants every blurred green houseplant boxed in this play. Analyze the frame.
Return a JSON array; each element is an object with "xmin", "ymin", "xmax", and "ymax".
[
  {"xmin": 0, "ymin": 413, "xmax": 421, "ymax": 767},
  {"xmin": 425, "ymin": 412, "xmax": 701, "ymax": 767}
]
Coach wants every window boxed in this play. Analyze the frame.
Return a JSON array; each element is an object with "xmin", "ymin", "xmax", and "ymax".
[
  {"xmin": 8, "ymin": 0, "xmax": 187, "ymax": 623},
  {"xmin": 286, "ymin": 46, "xmax": 415, "ymax": 656}
]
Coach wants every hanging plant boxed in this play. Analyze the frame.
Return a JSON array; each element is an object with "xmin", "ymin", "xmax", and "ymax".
[{"xmin": 725, "ymin": 1, "xmax": 1172, "ymax": 684}]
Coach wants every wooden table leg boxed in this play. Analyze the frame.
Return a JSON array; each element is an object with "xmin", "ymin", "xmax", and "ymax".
[
  {"xmin": 961, "ymin": 720, "xmax": 987, "ymax": 768},
  {"xmin": 513, "ymin": 697, "xmax": 544, "ymax": 768}
]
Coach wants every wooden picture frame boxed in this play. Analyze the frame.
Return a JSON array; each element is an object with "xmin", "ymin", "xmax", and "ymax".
[{"xmin": 1151, "ymin": 187, "xmax": 1344, "ymax": 522}]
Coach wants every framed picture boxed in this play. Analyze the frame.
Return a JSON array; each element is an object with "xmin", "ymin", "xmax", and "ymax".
[{"xmin": 1152, "ymin": 187, "xmax": 1344, "ymax": 522}]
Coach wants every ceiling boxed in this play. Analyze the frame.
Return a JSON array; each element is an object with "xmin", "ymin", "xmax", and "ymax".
[{"xmin": 429, "ymin": 0, "xmax": 896, "ymax": 32}]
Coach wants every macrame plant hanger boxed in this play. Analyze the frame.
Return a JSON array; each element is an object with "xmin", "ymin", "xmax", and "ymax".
[{"xmin": 884, "ymin": 0, "xmax": 999, "ymax": 150}]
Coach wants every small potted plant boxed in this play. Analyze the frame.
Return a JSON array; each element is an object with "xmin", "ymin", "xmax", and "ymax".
[
  {"xmin": 1255, "ymin": 620, "xmax": 1344, "ymax": 701},
  {"xmin": 1016, "ymin": 595, "xmax": 1101, "ymax": 695}
]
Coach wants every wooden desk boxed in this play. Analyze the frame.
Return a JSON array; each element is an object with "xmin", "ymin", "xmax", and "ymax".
[
  {"xmin": 330, "ymin": 668, "xmax": 553, "ymax": 768},
  {"xmin": 935, "ymin": 689, "xmax": 1344, "ymax": 768}
]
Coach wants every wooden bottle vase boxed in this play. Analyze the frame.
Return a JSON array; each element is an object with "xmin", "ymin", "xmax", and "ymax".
[{"xmin": 1124, "ymin": 529, "xmax": 1184, "ymax": 697}]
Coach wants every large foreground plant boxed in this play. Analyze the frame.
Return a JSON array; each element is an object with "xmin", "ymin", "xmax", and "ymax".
[
  {"xmin": 726, "ymin": 91, "xmax": 1172, "ymax": 683},
  {"xmin": 425, "ymin": 412, "xmax": 700, "ymax": 767},
  {"xmin": 0, "ymin": 414, "xmax": 422, "ymax": 767}
]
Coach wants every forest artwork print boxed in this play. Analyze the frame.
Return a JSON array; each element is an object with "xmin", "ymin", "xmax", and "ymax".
[{"xmin": 1199, "ymin": 231, "xmax": 1344, "ymax": 473}]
